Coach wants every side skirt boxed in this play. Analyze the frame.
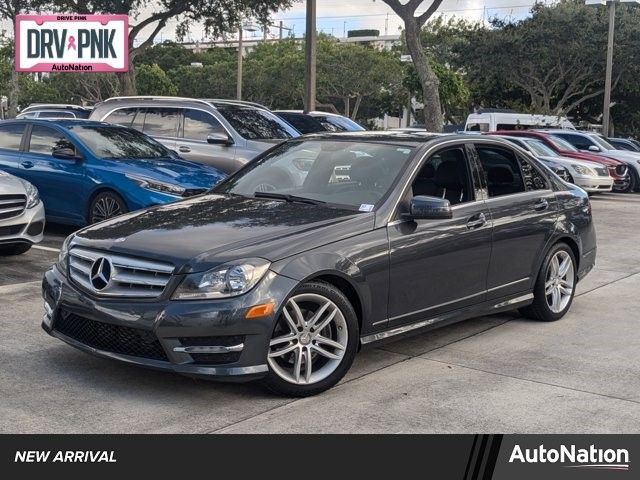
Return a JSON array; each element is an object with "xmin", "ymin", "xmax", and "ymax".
[{"xmin": 360, "ymin": 292, "xmax": 533, "ymax": 347}]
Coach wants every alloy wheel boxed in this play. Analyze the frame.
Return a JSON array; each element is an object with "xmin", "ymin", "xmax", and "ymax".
[
  {"xmin": 268, "ymin": 293, "xmax": 348, "ymax": 385},
  {"xmin": 545, "ymin": 250, "xmax": 575, "ymax": 313},
  {"xmin": 92, "ymin": 196, "xmax": 123, "ymax": 223}
]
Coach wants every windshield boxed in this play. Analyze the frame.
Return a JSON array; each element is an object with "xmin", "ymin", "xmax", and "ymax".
[
  {"xmin": 523, "ymin": 139, "xmax": 558, "ymax": 157},
  {"xmin": 216, "ymin": 105, "xmax": 299, "ymax": 140},
  {"xmin": 70, "ymin": 125, "xmax": 171, "ymax": 159},
  {"xmin": 215, "ymin": 140, "xmax": 415, "ymax": 210},
  {"xmin": 545, "ymin": 135, "xmax": 577, "ymax": 152},
  {"xmin": 315, "ymin": 115, "xmax": 365, "ymax": 132},
  {"xmin": 591, "ymin": 134, "xmax": 616, "ymax": 150}
]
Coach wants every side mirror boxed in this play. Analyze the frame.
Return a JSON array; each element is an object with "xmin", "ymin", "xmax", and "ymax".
[
  {"xmin": 406, "ymin": 195, "xmax": 452, "ymax": 220},
  {"xmin": 52, "ymin": 147, "xmax": 80, "ymax": 160},
  {"xmin": 587, "ymin": 145, "xmax": 600, "ymax": 152},
  {"xmin": 207, "ymin": 132, "xmax": 234, "ymax": 146}
]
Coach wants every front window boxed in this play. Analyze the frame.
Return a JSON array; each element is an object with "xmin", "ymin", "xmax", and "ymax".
[
  {"xmin": 591, "ymin": 134, "xmax": 616, "ymax": 150},
  {"xmin": 28, "ymin": 125, "xmax": 76, "ymax": 155},
  {"xmin": 545, "ymin": 135, "xmax": 578, "ymax": 152},
  {"xmin": 69, "ymin": 125, "xmax": 171, "ymax": 159},
  {"xmin": 216, "ymin": 105, "xmax": 299, "ymax": 140},
  {"xmin": 215, "ymin": 140, "xmax": 415, "ymax": 210}
]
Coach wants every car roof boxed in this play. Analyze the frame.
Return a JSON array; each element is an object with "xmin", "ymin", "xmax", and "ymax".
[
  {"xmin": 1, "ymin": 119, "xmax": 116, "ymax": 129},
  {"xmin": 295, "ymin": 131, "xmax": 500, "ymax": 148},
  {"xmin": 21, "ymin": 104, "xmax": 93, "ymax": 112}
]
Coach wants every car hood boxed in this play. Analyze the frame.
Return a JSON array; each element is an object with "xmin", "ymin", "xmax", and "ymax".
[
  {"xmin": 559, "ymin": 151, "xmax": 623, "ymax": 166},
  {"xmin": 109, "ymin": 157, "xmax": 226, "ymax": 189},
  {"xmin": 0, "ymin": 171, "xmax": 29, "ymax": 195},
  {"xmin": 541, "ymin": 156, "xmax": 604, "ymax": 170},
  {"xmin": 600, "ymin": 149, "xmax": 640, "ymax": 162},
  {"xmin": 71, "ymin": 194, "xmax": 373, "ymax": 273}
]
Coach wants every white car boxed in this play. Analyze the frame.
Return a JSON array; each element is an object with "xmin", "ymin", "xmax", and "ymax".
[
  {"xmin": 0, "ymin": 171, "xmax": 45, "ymax": 255},
  {"xmin": 498, "ymin": 136, "xmax": 614, "ymax": 193},
  {"xmin": 545, "ymin": 130, "xmax": 640, "ymax": 192}
]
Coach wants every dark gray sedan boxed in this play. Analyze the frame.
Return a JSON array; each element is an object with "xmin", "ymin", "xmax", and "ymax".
[{"xmin": 43, "ymin": 133, "xmax": 596, "ymax": 396}]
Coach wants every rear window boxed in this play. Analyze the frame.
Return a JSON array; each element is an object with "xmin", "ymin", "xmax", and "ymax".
[{"xmin": 216, "ymin": 105, "xmax": 298, "ymax": 140}]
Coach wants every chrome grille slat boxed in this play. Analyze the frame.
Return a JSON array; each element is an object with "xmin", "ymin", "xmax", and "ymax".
[
  {"xmin": 0, "ymin": 194, "xmax": 26, "ymax": 220},
  {"xmin": 69, "ymin": 247, "xmax": 174, "ymax": 298}
]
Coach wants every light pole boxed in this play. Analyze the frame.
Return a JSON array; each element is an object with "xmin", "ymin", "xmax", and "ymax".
[
  {"xmin": 237, "ymin": 20, "xmax": 259, "ymax": 100},
  {"xmin": 304, "ymin": 0, "xmax": 317, "ymax": 113},
  {"xmin": 586, "ymin": 0, "xmax": 638, "ymax": 136}
]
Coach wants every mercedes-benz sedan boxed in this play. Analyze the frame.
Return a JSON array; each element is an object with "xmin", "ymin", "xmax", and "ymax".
[{"xmin": 43, "ymin": 133, "xmax": 596, "ymax": 397}]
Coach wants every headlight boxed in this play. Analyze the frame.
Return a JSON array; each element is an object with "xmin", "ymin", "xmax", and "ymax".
[
  {"xmin": 172, "ymin": 258, "xmax": 271, "ymax": 300},
  {"xmin": 19, "ymin": 179, "xmax": 40, "ymax": 208},
  {"xmin": 571, "ymin": 164, "xmax": 596, "ymax": 176},
  {"xmin": 126, "ymin": 174, "xmax": 186, "ymax": 196},
  {"xmin": 57, "ymin": 234, "xmax": 74, "ymax": 273}
]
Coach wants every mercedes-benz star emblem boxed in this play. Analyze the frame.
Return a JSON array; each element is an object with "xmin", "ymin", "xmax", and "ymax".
[{"xmin": 90, "ymin": 257, "xmax": 112, "ymax": 291}]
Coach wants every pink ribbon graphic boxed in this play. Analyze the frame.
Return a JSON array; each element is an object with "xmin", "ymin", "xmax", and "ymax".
[{"xmin": 67, "ymin": 35, "xmax": 77, "ymax": 50}]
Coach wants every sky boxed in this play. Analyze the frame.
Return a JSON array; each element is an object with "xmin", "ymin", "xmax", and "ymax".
[{"xmin": 2, "ymin": 0, "xmax": 551, "ymax": 44}]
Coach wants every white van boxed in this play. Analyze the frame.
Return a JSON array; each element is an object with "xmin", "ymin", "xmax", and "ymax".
[{"xmin": 464, "ymin": 112, "xmax": 575, "ymax": 132}]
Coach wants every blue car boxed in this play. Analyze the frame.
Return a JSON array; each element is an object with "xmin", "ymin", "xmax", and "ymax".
[{"xmin": 0, "ymin": 119, "xmax": 225, "ymax": 225}]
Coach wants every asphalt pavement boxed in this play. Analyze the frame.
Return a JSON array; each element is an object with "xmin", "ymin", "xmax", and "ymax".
[{"xmin": 1, "ymin": 193, "xmax": 639, "ymax": 433}]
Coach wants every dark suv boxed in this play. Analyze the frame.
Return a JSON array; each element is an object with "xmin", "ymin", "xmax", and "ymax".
[
  {"xmin": 43, "ymin": 133, "xmax": 596, "ymax": 397},
  {"xmin": 90, "ymin": 97, "xmax": 300, "ymax": 174}
]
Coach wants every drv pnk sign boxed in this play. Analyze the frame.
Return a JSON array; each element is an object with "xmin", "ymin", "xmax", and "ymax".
[{"xmin": 15, "ymin": 14, "xmax": 128, "ymax": 72}]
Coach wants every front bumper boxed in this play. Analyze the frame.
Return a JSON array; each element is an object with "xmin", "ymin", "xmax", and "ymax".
[
  {"xmin": 42, "ymin": 264, "xmax": 299, "ymax": 381},
  {"xmin": 572, "ymin": 175, "xmax": 614, "ymax": 193},
  {"xmin": 0, "ymin": 200, "xmax": 45, "ymax": 245}
]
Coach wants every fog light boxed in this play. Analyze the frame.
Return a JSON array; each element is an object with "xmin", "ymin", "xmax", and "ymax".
[
  {"xmin": 245, "ymin": 302, "xmax": 275, "ymax": 319},
  {"xmin": 43, "ymin": 301, "xmax": 54, "ymax": 328}
]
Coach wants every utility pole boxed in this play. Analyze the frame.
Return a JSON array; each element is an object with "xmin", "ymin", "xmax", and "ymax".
[
  {"xmin": 304, "ymin": 0, "xmax": 317, "ymax": 113},
  {"xmin": 237, "ymin": 25, "xmax": 243, "ymax": 100},
  {"xmin": 602, "ymin": 0, "xmax": 616, "ymax": 136}
]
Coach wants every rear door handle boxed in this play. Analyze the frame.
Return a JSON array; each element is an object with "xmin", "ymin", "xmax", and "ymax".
[
  {"xmin": 178, "ymin": 146, "xmax": 191, "ymax": 153},
  {"xmin": 466, "ymin": 212, "xmax": 487, "ymax": 230},
  {"xmin": 21, "ymin": 160, "xmax": 34, "ymax": 169},
  {"xmin": 534, "ymin": 199, "xmax": 549, "ymax": 211}
]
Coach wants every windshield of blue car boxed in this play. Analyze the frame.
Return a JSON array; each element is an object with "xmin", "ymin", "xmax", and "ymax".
[
  {"xmin": 216, "ymin": 140, "xmax": 415, "ymax": 210},
  {"xmin": 69, "ymin": 125, "xmax": 171, "ymax": 159},
  {"xmin": 523, "ymin": 139, "xmax": 559, "ymax": 157},
  {"xmin": 216, "ymin": 105, "xmax": 299, "ymax": 140}
]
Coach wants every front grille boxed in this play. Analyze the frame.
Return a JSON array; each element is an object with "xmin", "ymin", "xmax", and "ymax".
[
  {"xmin": 54, "ymin": 311, "xmax": 168, "ymax": 361},
  {"xmin": 0, "ymin": 224, "xmax": 25, "ymax": 237},
  {"xmin": 594, "ymin": 166, "xmax": 608, "ymax": 177},
  {"xmin": 0, "ymin": 194, "xmax": 26, "ymax": 220},
  {"xmin": 69, "ymin": 247, "xmax": 174, "ymax": 298}
]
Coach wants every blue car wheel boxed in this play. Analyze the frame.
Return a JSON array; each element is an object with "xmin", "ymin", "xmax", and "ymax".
[{"xmin": 89, "ymin": 191, "xmax": 128, "ymax": 224}]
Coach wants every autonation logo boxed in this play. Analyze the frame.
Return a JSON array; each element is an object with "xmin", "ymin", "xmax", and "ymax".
[{"xmin": 509, "ymin": 444, "xmax": 630, "ymax": 471}]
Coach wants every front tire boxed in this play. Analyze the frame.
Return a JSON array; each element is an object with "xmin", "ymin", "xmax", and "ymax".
[
  {"xmin": 519, "ymin": 242, "xmax": 577, "ymax": 322},
  {"xmin": 0, "ymin": 243, "xmax": 32, "ymax": 256},
  {"xmin": 89, "ymin": 191, "xmax": 128, "ymax": 224},
  {"xmin": 262, "ymin": 281, "xmax": 359, "ymax": 397}
]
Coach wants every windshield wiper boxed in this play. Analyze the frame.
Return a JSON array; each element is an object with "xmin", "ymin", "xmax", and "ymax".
[{"xmin": 253, "ymin": 192, "xmax": 326, "ymax": 205}]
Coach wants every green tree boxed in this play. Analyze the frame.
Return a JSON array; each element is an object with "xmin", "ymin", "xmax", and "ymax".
[
  {"xmin": 136, "ymin": 64, "xmax": 178, "ymax": 96},
  {"xmin": 17, "ymin": 75, "xmax": 63, "ymax": 108},
  {"xmin": 56, "ymin": 0, "xmax": 293, "ymax": 94}
]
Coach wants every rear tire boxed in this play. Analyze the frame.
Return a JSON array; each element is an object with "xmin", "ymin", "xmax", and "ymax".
[
  {"xmin": 0, "ymin": 243, "xmax": 32, "ymax": 256},
  {"xmin": 89, "ymin": 191, "xmax": 128, "ymax": 224},
  {"xmin": 261, "ymin": 281, "xmax": 359, "ymax": 397},
  {"xmin": 519, "ymin": 242, "xmax": 577, "ymax": 322}
]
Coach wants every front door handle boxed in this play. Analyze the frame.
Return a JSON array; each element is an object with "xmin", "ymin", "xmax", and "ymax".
[
  {"xmin": 21, "ymin": 160, "xmax": 34, "ymax": 169},
  {"xmin": 534, "ymin": 198, "xmax": 549, "ymax": 211},
  {"xmin": 178, "ymin": 146, "xmax": 191, "ymax": 153},
  {"xmin": 466, "ymin": 212, "xmax": 486, "ymax": 230}
]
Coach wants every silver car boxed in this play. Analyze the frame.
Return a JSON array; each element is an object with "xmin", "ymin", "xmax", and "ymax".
[
  {"xmin": 90, "ymin": 97, "xmax": 300, "ymax": 174},
  {"xmin": 0, "ymin": 171, "xmax": 45, "ymax": 255}
]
